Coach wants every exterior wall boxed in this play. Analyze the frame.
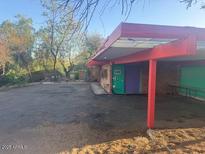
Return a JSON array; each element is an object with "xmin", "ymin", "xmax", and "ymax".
[
  {"xmin": 140, "ymin": 62, "xmax": 149, "ymax": 94},
  {"xmin": 156, "ymin": 62, "xmax": 180, "ymax": 95},
  {"xmin": 125, "ymin": 64, "xmax": 141, "ymax": 94},
  {"xmin": 140, "ymin": 61, "xmax": 179, "ymax": 95},
  {"xmin": 139, "ymin": 61, "xmax": 205, "ymax": 97},
  {"xmin": 92, "ymin": 60, "xmax": 205, "ymax": 97},
  {"xmin": 100, "ymin": 64, "xmax": 112, "ymax": 93},
  {"xmin": 104, "ymin": 62, "xmax": 179, "ymax": 95}
]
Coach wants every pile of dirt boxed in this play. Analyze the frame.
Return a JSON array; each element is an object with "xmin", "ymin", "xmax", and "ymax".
[{"xmin": 59, "ymin": 128, "xmax": 205, "ymax": 154}]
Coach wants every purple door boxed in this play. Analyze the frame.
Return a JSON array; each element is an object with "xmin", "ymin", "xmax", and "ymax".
[{"xmin": 125, "ymin": 64, "xmax": 140, "ymax": 94}]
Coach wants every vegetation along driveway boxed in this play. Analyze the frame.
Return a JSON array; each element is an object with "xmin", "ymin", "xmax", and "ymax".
[{"xmin": 0, "ymin": 82, "xmax": 205, "ymax": 154}]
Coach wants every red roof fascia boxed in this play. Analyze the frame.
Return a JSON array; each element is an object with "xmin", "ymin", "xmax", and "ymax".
[{"xmin": 121, "ymin": 23, "xmax": 205, "ymax": 40}]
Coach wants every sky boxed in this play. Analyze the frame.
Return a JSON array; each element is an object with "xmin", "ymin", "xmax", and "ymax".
[
  {"xmin": 0, "ymin": 0, "xmax": 45, "ymax": 29},
  {"xmin": 0, "ymin": 0, "xmax": 204, "ymax": 37}
]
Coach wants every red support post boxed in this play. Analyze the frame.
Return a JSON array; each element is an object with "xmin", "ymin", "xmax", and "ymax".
[{"xmin": 147, "ymin": 59, "xmax": 157, "ymax": 128}]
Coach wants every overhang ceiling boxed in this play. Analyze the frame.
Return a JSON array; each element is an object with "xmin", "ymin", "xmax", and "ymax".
[{"xmin": 95, "ymin": 37, "xmax": 205, "ymax": 61}]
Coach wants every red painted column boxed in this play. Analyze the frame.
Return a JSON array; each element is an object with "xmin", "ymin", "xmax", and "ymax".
[{"xmin": 147, "ymin": 59, "xmax": 157, "ymax": 128}]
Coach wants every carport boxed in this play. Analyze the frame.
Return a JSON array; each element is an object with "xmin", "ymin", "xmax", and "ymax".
[{"xmin": 87, "ymin": 22, "xmax": 205, "ymax": 128}]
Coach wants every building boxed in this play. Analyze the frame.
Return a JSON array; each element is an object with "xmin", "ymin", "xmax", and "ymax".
[{"xmin": 87, "ymin": 22, "xmax": 205, "ymax": 128}]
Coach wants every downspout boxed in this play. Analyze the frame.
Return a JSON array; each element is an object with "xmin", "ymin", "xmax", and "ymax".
[{"xmin": 109, "ymin": 61, "xmax": 113, "ymax": 94}]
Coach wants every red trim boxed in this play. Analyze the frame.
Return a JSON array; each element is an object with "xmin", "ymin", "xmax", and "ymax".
[
  {"xmin": 147, "ymin": 60, "xmax": 157, "ymax": 128},
  {"xmin": 86, "ymin": 60, "xmax": 108, "ymax": 67},
  {"xmin": 113, "ymin": 36, "xmax": 197, "ymax": 64}
]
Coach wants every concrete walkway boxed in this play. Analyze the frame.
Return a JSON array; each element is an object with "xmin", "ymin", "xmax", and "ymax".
[{"xmin": 90, "ymin": 82, "xmax": 107, "ymax": 95}]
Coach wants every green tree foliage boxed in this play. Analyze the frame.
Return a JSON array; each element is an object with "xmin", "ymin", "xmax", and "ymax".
[
  {"xmin": 34, "ymin": 28, "xmax": 53, "ymax": 71},
  {"xmin": 58, "ymin": 35, "xmax": 84, "ymax": 78},
  {"xmin": 0, "ymin": 42, "xmax": 10, "ymax": 75},
  {"xmin": 0, "ymin": 15, "xmax": 35, "ymax": 80},
  {"xmin": 85, "ymin": 34, "xmax": 103, "ymax": 58},
  {"xmin": 74, "ymin": 33, "xmax": 103, "ymax": 66}
]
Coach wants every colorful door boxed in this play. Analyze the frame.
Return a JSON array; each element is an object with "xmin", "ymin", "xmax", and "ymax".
[
  {"xmin": 112, "ymin": 64, "xmax": 125, "ymax": 94},
  {"xmin": 125, "ymin": 64, "xmax": 140, "ymax": 94}
]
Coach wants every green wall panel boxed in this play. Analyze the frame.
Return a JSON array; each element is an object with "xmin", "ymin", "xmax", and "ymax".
[{"xmin": 180, "ymin": 65, "xmax": 205, "ymax": 99}]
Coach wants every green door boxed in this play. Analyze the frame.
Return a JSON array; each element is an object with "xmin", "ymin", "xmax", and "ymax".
[{"xmin": 112, "ymin": 64, "xmax": 125, "ymax": 94}]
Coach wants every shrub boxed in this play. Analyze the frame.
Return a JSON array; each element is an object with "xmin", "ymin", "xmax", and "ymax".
[
  {"xmin": 74, "ymin": 72, "xmax": 79, "ymax": 80},
  {"xmin": 0, "ymin": 73, "xmax": 27, "ymax": 87}
]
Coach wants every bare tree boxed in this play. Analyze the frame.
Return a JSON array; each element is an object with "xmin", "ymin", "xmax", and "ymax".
[
  {"xmin": 34, "ymin": 28, "xmax": 54, "ymax": 72},
  {"xmin": 58, "ymin": 32, "xmax": 84, "ymax": 78},
  {"xmin": 41, "ymin": 0, "xmax": 81, "ymax": 79},
  {"xmin": 57, "ymin": 0, "xmax": 205, "ymax": 32},
  {"xmin": 57, "ymin": 0, "xmax": 137, "ymax": 32},
  {"xmin": 181, "ymin": 0, "xmax": 205, "ymax": 9},
  {"xmin": 59, "ymin": 50, "xmax": 74, "ymax": 78}
]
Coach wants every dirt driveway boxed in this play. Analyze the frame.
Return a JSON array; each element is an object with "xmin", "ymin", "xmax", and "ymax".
[{"xmin": 0, "ymin": 82, "xmax": 205, "ymax": 154}]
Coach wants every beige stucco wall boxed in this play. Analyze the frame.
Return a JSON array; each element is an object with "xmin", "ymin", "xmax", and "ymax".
[
  {"xmin": 100, "ymin": 64, "xmax": 112, "ymax": 93},
  {"xmin": 89, "ymin": 66, "xmax": 100, "ymax": 81}
]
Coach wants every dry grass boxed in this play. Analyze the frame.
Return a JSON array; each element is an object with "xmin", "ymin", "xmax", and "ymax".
[
  {"xmin": 151, "ymin": 128, "xmax": 205, "ymax": 153},
  {"xmin": 58, "ymin": 128, "xmax": 205, "ymax": 154}
]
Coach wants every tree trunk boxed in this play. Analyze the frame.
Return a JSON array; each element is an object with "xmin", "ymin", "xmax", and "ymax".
[
  {"xmin": 62, "ymin": 64, "xmax": 69, "ymax": 79},
  {"xmin": 60, "ymin": 61, "xmax": 74, "ymax": 80},
  {"xmin": 53, "ymin": 57, "xmax": 57, "ymax": 80},
  {"xmin": 2, "ymin": 64, "xmax": 5, "ymax": 75},
  {"xmin": 27, "ymin": 66, "xmax": 32, "ymax": 82},
  {"xmin": 65, "ymin": 71, "xmax": 69, "ymax": 79}
]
